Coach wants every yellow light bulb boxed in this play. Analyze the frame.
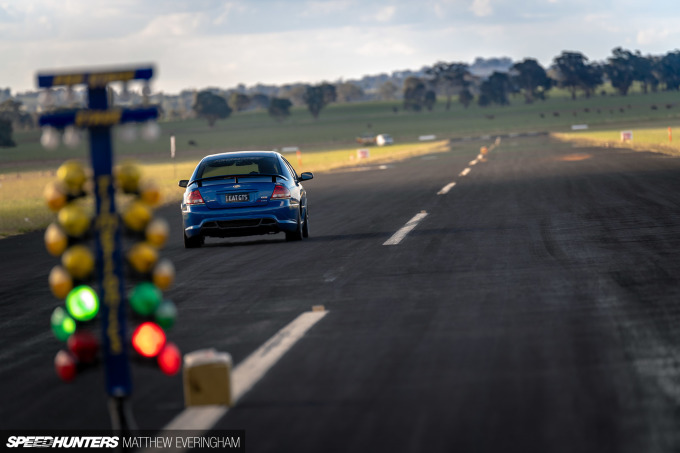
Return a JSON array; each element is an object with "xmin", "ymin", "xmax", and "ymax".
[
  {"xmin": 49, "ymin": 265, "xmax": 73, "ymax": 299},
  {"xmin": 127, "ymin": 242, "xmax": 158, "ymax": 274},
  {"xmin": 62, "ymin": 245, "xmax": 95, "ymax": 280},
  {"xmin": 44, "ymin": 223, "xmax": 68, "ymax": 257}
]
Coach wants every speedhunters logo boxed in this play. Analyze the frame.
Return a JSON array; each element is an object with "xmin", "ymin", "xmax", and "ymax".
[
  {"xmin": 6, "ymin": 436, "xmax": 118, "ymax": 448},
  {"xmin": 2, "ymin": 431, "xmax": 245, "ymax": 451}
]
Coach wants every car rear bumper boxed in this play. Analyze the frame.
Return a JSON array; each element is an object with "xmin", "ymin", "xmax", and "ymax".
[{"xmin": 182, "ymin": 203, "xmax": 298, "ymax": 238}]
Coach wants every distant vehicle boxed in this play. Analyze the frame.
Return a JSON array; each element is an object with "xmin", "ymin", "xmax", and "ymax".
[
  {"xmin": 376, "ymin": 134, "xmax": 393, "ymax": 146},
  {"xmin": 178, "ymin": 151, "xmax": 313, "ymax": 248},
  {"xmin": 356, "ymin": 134, "xmax": 376, "ymax": 145}
]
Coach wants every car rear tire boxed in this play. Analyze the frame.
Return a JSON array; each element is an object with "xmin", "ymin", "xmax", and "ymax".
[
  {"xmin": 302, "ymin": 208, "xmax": 309, "ymax": 238},
  {"xmin": 184, "ymin": 232, "xmax": 203, "ymax": 248},
  {"xmin": 286, "ymin": 210, "xmax": 303, "ymax": 242}
]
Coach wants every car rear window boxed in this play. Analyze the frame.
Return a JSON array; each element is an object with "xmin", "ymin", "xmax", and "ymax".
[{"xmin": 198, "ymin": 156, "xmax": 281, "ymax": 179}]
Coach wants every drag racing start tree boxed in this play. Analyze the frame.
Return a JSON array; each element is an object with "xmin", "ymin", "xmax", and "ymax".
[{"xmin": 39, "ymin": 65, "xmax": 180, "ymax": 430}]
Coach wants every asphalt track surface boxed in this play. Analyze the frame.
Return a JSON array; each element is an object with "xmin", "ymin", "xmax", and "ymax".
[{"xmin": 2, "ymin": 136, "xmax": 680, "ymax": 452}]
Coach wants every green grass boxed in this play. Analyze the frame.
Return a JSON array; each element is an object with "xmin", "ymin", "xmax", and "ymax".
[
  {"xmin": 555, "ymin": 126, "xmax": 680, "ymax": 156},
  {"xmin": 0, "ymin": 141, "xmax": 448, "ymax": 237},
  {"xmin": 3, "ymin": 86, "xmax": 680, "ymax": 236},
  {"xmin": 3, "ymin": 88, "xmax": 680, "ymax": 174}
]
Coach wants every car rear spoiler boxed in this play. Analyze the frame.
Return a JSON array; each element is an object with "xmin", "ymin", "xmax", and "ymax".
[{"xmin": 183, "ymin": 174, "xmax": 288, "ymax": 187}]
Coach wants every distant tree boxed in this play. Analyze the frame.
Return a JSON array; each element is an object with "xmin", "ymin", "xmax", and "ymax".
[
  {"xmin": 228, "ymin": 92, "xmax": 251, "ymax": 112},
  {"xmin": 193, "ymin": 91, "xmax": 232, "ymax": 127},
  {"xmin": 511, "ymin": 58, "xmax": 551, "ymax": 103},
  {"xmin": 403, "ymin": 77, "xmax": 427, "ymax": 111},
  {"xmin": 249, "ymin": 93, "xmax": 270, "ymax": 109},
  {"xmin": 336, "ymin": 82, "xmax": 365, "ymax": 102},
  {"xmin": 605, "ymin": 48, "xmax": 636, "ymax": 96},
  {"xmin": 279, "ymin": 85, "xmax": 308, "ymax": 106},
  {"xmin": 321, "ymin": 83, "xmax": 337, "ymax": 104},
  {"xmin": 424, "ymin": 90, "xmax": 437, "ymax": 111},
  {"xmin": 553, "ymin": 51, "xmax": 590, "ymax": 100},
  {"xmin": 378, "ymin": 81, "xmax": 398, "ymax": 101},
  {"xmin": 0, "ymin": 99, "xmax": 33, "ymax": 129},
  {"xmin": 0, "ymin": 99, "xmax": 22, "ymax": 117},
  {"xmin": 581, "ymin": 62, "xmax": 603, "ymax": 98},
  {"xmin": 479, "ymin": 72, "xmax": 511, "ymax": 106},
  {"xmin": 458, "ymin": 88, "xmax": 473, "ymax": 108},
  {"xmin": 426, "ymin": 62, "xmax": 470, "ymax": 110},
  {"xmin": 268, "ymin": 97, "xmax": 293, "ymax": 122},
  {"xmin": 303, "ymin": 83, "xmax": 335, "ymax": 119},
  {"xmin": 658, "ymin": 51, "xmax": 680, "ymax": 91},
  {"xmin": 632, "ymin": 52, "xmax": 659, "ymax": 94},
  {"xmin": 477, "ymin": 93, "xmax": 490, "ymax": 107},
  {"xmin": 0, "ymin": 118, "xmax": 15, "ymax": 147}
]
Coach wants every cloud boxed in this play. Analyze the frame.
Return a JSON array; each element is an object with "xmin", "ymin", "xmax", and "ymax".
[
  {"xmin": 2, "ymin": 0, "xmax": 680, "ymax": 94},
  {"xmin": 375, "ymin": 6, "xmax": 396, "ymax": 23},
  {"xmin": 357, "ymin": 39, "xmax": 415, "ymax": 57},
  {"xmin": 139, "ymin": 12, "xmax": 205, "ymax": 38},
  {"xmin": 300, "ymin": 0, "xmax": 354, "ymax": 17},
  {"xmin": 469, "ymin": 0, "xmax": 492, "ymax": 17},
  {"xmin": 636, "ymin": 28, "xmax": 672, "ymax": 46}
]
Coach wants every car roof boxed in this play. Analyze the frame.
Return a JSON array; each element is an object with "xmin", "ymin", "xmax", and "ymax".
[{"xmin": 201, "ymin": 151, "xmax": 282, "ymax": 163}]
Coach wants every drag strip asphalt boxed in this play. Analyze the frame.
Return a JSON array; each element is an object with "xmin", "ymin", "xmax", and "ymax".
[{"xmin": 2, "ymin": 136, "xmax": 680, "ymax": 453}]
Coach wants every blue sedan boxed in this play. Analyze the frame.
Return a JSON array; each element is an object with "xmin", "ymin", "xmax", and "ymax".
[{"xmin": 179, "ymin": 151, "xmax": 313, "ymax": 248}]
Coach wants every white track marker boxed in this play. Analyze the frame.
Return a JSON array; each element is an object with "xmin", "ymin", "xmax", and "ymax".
[
  {"xmin": 437, "ymin": 182, "xmax": 456, "ymax": 195},
  {"xmin": 460, "ymin": 168, "xmax": 471, "ymax": 176},
  {"xmin": 159, "ymin": 310, "xmax": 328, "ymax": 434},
  {"xmin": 383, "ymin": 211, "xmax": 428, "ymax": 246}
]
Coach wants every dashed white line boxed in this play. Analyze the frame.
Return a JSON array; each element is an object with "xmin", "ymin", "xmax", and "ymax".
[
  {"xmin": 383, "ymin": 211, "xmax": 428, "ymax": 246},
  {"xmin": 159, "ymin": 310, "xmax": 328, "ymax": 434},
  {"xmin": 469, "ymin": 159, "xmax": 478, "ymax": 166},
  {"xmin": 437, "ymin": 182, "xmax": 456, "ymax": 195},
  {"xmin": 460, "ymin": 168, "xmax": 471, "ymax": 177}
]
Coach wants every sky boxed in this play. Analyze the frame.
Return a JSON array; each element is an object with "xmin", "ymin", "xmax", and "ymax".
[{"xmin": 0, "ymin": 0, "xmax": 678, "ymax": 94}]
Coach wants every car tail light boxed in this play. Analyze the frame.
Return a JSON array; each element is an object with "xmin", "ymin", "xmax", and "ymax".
[
  {"xmin": 271, "ymin": 185, "xmax": 291, "ymax": 200},
  {"xmin": 185, "ymin": 189, "xmax": 205, "ymax": 205}
]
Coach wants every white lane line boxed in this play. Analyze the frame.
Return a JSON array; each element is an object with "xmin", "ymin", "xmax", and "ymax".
[
  {"xmin": 460, "ymin": 168, "xmax": 471, "ymax": 176},
  {"xmin": 383, "ymin": 211, "xmax": 428, "ymax": 246},
  {"xmin": 160, "ymin": 310, "xmax": 328, "ymax": 432},
  {"xmin": 437, "ymin": 182, "xmax": 456, "ymax": 195},
  {"xmin": 469, "ymin": 159, "xmax": 478, "ymax": 166}
]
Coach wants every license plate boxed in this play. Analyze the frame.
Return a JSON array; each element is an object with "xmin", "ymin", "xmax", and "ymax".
[{"xmin": 225, "ymin": 193, "xmax": 249, "ymax": 203}]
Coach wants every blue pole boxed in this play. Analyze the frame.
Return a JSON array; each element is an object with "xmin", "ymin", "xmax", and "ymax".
[{"xmin": 88, "ymin": 86, "xmax": 132, "ymax": 398}]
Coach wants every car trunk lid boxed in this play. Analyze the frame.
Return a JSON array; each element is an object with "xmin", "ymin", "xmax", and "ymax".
[{"xmin": 198, "ymin": 178, "xmax": 277, "ymax": 209}]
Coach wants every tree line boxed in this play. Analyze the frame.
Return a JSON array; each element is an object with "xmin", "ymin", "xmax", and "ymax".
[
  {"xmin": 2, "ymin": 47, "xmax": 680, "ymax": 146},
  {"xmin": 404, "ymin": 48, "xmax": 680, "ymax": 112},
  {"xmin": 190, "ymin": 47, "xmax": 680, "ymax": 127},
  {"xmin": 192, "ymin": 83, "xmax": 338, "ymax": 126}
]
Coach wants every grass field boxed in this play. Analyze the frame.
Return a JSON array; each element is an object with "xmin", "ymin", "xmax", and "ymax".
[
  {"xmin": 3, "ymin": 87, "xmax": 680, "ymax": 173},
  {"xmin": 554, "ymin": 127, "xmax": 680, "ymax": 156},
  {"xmin": 0, "ymin": 140, "xmax": 449, "ymax": 237},
  {"xmin": 3, "ymin": 86, "xmax": 680, "ymax": 237}
]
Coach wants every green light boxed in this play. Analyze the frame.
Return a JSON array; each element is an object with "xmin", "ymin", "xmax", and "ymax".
[
  {"xmin": 154, "ymin": 300, "xmax": 177, "ymax": 330},
  {"xmin": 130, "ymin": 282, "xmax": 162, "ymax": 316},
  {"xmin": 65, "ymin": 285, "xmax": 99, "ymax": 321},
  {"xmin": 50, "ymin": 307, "xmax": 76, "ymax": 341}
]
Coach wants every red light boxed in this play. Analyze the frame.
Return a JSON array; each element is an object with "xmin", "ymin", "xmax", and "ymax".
[
  {"xmin": 55, "ymin": 350, "xmax": 77, "ymax": 382},
  {"xmin": 132, "ymin": 322, "xmax": 166, "ymax": 358},
  {"xmin": 271, "ymin": 185, "xmax": 291, "ymax": 199},
  {"xmin": 67, "ymin": 330, "xmax": 99, "ymax": 364},
  {"xmin": 157, "ymin": 342, "xmax": 182, "ymax": 375},
  {"xmin": 185, "ymin": 189, "xmax": 205, "ymax": 205}
]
